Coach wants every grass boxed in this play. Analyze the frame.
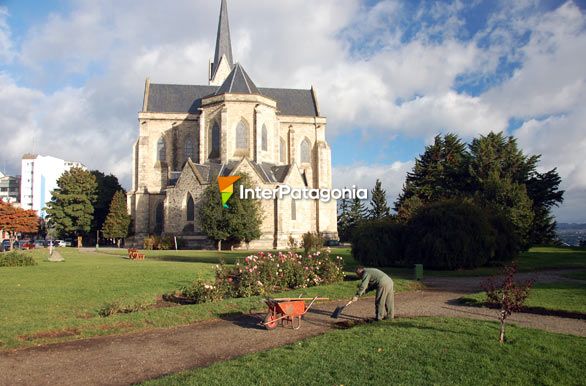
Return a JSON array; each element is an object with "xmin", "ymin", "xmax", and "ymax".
[
  {"xmin": 0, "ymin": 247, "xmax": 415, "ymax": 350},
  {"xmin": 460, "ymin": 282, "xmax": 586, "ymax": 314},
  {"xmin": 141, "ymin": 317, "xmax": 586, "ymax": 386}
]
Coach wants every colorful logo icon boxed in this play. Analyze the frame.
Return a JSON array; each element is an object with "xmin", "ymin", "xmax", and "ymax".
[{"xmin": 218, "ymin": 176, "xmax": 241, "ymax": 208}]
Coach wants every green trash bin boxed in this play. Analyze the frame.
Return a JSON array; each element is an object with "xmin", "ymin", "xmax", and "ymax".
[{"xmin": 415, "ymin": 264, "xmax": 423, "ymax": 280}]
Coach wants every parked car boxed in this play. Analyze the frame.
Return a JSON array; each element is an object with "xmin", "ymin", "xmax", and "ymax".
[
  {"xmin": 54, "ymin": 240, "xmax": 67, "ymax": 247},
  {"xmin": 2, "ymin": 239, "xmax": 18, "ymax": 250},
  {"xmin": 19, "ymin": 240, "xmax": 35, "ymax": 250},
  {"xmin": 64, "ymin": 238, "xmax": 73, "ymax": 247},
  {"xmin": 34, "ymin": 240, "xmax": 45, "ymax": 248}
]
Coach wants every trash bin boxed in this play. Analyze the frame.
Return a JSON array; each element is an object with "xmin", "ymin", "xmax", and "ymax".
[{"xmin": 415, "ymin": 264, "xmax": 423, "ymax": 280}]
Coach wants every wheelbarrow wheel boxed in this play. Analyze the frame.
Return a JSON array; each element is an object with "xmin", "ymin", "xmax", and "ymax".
[{"xmin": 264, "ymin": 313, "xmax": 279, "ymax": 330}]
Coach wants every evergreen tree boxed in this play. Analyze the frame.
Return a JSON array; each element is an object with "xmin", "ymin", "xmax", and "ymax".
[
  {"xmin": 395, "ymin": 133, "xmax": 468, "ymax": 213},
  {"xmin": 102, "ymin": 190, "xmax": 131, "ymax": 247},
  {"xmin": 526, "ymin": 169, "xmax": 564, "ymax": 244},
  {"xmin": 369, "ymin": 179, "xmax": 391, "ymax": 220},
  {"xmin": 346, "ymin": 197, "xmax": 367, "ymax": 239},
  {"xmin": 46, "ymin": 167, "xmax": 97, "ymax": 237},
  {"xmin": 337, "ymin": 196, "xmax": 351, "ymax": 242},
  {"xmin": 91, "ymin": 171, "xmax": 124, "ymax": 234},
  {"xmin": 198, "ymin": 175, "xmax": 262, "ymax": 250}
]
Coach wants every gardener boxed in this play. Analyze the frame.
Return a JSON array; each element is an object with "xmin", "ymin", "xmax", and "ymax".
[{"xmin": 352, "ymin": 266, "xmax": 394, "ymax": 321}]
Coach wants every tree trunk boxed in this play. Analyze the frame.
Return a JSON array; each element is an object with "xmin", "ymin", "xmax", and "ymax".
[
  {"xmin": 499, "ymin": 312, "xmax": 506, "ymax": 344},
  {"xmin": 117, "ymin": 238, "xmax": 121, "ymax": 248},
  {"xmin": 217, "ymin": 239, "xmax": 222, "ymax": 251}
]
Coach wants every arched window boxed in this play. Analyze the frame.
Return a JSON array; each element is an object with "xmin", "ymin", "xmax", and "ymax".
[
  {"xmin": 184, "ymin": 138, "xmax": 194, "ymax": 161},
  {"xmin": 235, "ymin": 120, "xmax": 248, "ymax": 150},
  {"xmin": 186, "ymin": 194, "xmax": 195, "ymax": 221},
  {"xmin": 300, "ymin": 137, "xmax": 311, "ymax": 164},
  {"xmin": 261, "ymin": 124, "xmax": 268, "ymax": 152},
  {"xmin": 291, "ymin": 199, "xmax": 296, "ymax": 221},
  {"xmin": 155, "ymin": 201, "xmax": 164, "ymax": 234},
  {"xmin": 209, "ymin": 122, "xmax": 220, "ymax": 159},
  {"xmin": 157, "ymin": 137, "xmax": 166, "ymax": 162},
  {"xmin": 280, "ymin": 138, "xmax": 286, "ymax": 163}
]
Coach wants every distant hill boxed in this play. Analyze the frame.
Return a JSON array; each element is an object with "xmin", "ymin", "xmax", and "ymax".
[{"xmin": 557, "ymin": 223, "xmax": 586, "ymax": 230}]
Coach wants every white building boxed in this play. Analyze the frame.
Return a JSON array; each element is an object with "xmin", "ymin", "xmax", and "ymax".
[
  {"xmin": 0, "ymin": 171, "xmax": 20, "ymax": 204},
  {"xmin": 20, "ymin": 154, "xmax": 86, "ymax": 218}
]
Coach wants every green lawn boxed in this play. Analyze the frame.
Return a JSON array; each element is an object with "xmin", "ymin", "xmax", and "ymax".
[
  {"xmin": 460, "ymin": 282, "xmax": 586, "ymax": 314},
  {"xmin": 142, "ymin": 317, "xmax": 586, "ymax": 386},
  {"xmin": 0, "ymin": 247, "xmax": 415, "ymax": 350}
]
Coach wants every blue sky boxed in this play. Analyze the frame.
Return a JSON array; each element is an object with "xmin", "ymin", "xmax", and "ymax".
[{"xmin": 1, "ymin": 0, "xmax": 585, "ymax": 222}]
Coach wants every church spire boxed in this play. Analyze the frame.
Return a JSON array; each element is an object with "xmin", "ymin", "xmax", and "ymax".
[{"xmin": 210, "ymin": 0, "xmax": 234, "ymax": 84}]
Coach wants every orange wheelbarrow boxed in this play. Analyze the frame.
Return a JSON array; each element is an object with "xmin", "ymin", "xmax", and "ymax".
[{"xmin": 262, "ymin": 296, "xmax": 328, "ymax": 330}]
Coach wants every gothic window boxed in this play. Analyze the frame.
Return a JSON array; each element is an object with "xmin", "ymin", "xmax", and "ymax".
[
  {"xmin": 291, "ymin": 199, "xmax": 296, "ymax": 221},
  {"xmin": 209, "ymin": 122, "xmax": 220, "ymax": 159},
  {"xmin": 261, "ymin": 124, "xmax": 268, "ymax": 152},
  {"xmin": 280, "ymin": 138, "xmax": 286, "ymax": 163},
  {"xmin": 184, "ymin": 138, "xmax": 194, "ymax": 161},
  {"xmin": 157, "ymin": 137, "xmax": 166, "ymax": 162},
  {"xmin": 186, "ymin": 194, "xmax": 195, "ymax": 221},
  {"xmin": 300, "ymin": 137, "xmax": 311, "ymax": 164},
  {"xmin": 235, "ymin": 120, "xmax": 248, "ymax": 151},
  {"xmin": 155, "ymin": 201, "xmax": 164, "ymax": 234}
]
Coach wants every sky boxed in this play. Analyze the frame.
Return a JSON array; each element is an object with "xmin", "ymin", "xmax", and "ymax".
[{"xmin": 0, "ymin": 0, "xmax": 585, "ymax": 222}]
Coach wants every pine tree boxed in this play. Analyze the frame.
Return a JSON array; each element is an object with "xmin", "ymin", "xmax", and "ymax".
[
  {"xmin": 346, "ymin": 197, "xmax": 367, "ymax": 240},
  {"xmin": 45, "ymin": 167, "xmax": 97, "ymax": 237},
  {"xmin": 337, "ymin": 196, "xmax": 351, "ymax": 242},
  {"xmin": 102, "ymin": 190, "xmax": 131, "ymax": 247},
  {"xmin": 91, "ymin": 171, "xmax": 124, "ymax": 235},
  {"xmin": 369, "ymin": 179, "xmax": 391, "ymax": 220}
]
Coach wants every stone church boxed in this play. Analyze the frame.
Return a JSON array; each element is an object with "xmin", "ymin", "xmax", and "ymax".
[{"xmin": 127, "ymin": 0, "xmax": 338, "ymax": 248}]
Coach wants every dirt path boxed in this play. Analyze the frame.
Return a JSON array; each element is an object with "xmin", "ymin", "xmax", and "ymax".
[{"xmin": 1, "ymin": 271, "xmax": 584, "ymax": 386}]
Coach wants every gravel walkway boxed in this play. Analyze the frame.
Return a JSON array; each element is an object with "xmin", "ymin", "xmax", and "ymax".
[{"xmin": 0, "ymin": 271, "xmax": 584, "ymax": 386}]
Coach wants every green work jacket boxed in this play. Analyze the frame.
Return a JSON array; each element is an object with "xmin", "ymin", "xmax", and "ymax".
[{"xmin": 356, "ymin": 268, "xmax": 393, "ymax": 296}]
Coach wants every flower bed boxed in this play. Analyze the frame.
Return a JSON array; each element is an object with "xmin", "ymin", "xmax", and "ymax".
[{"xmin": 167, "ymin": 249, "xmax": 344, "ymax": 304}]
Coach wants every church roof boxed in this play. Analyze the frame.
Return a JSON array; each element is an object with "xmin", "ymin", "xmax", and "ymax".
[
  {"xmin": 212, "ymin": 0, "xmax": 234, "ymax": 78},
  {"xmin": 173, "ymin": 160, "xmax": 292, "ymax": 185},
  {"xmin": 215, "ymin": 63, "xmax": 260, "ymax": 96},
  {"xmin": 146, "ymin": 83, "xmax": 319, "ymax": 117}
]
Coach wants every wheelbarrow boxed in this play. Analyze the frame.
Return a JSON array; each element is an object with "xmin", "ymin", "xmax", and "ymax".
[{"xmin": 262, "ymin": 296, "xmax": 328, "ymax": 330}]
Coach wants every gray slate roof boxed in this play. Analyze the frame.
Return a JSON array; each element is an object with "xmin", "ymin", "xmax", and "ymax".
[
  {"xmin": 215, "ymin": 63, "xmax": 260, "ymax": 95},
  {"xmin": 175, "ymin": 160, "xmax": 292, "ymax": 185},
  {"xmin": 147, "ymin": 83, "xmax": 318, "ymax": 117}
]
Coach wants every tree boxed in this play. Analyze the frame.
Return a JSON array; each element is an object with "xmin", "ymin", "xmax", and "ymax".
[
  {"xmin": 526, "ymin": 169, "xmax": 564, "ymax": 244},
  {"xmin": 91, "ymin": 171, "xmax": 124, "ymax": 235},
  {"xmin": 369, "ymin": 179, "xmax": 391, "ymax": 220},
  {"xmin": 198, "ymin": 175, "xmax": 262, "ymax": 250},
  {"xmin": 337, "ymin": 196, "xmax": 351, "ymax": 242},
  {"xmin": 345, "ymin": 197, "xmax": 367, "ymax": 240},
  {"xmin": 395, "ymin": 133, "xmax": 468, "ymax": 214},
  {"xmin": 102, "ymin": 191, "xmax": 131, "ymax": 247},
  {"xmin": 45, "ymin": 167, "xmax": 97, "ymax": 237},
  {"xmin": 0, "ymin": 200, "xmax": 40, "ymax": 251},
  {"xmin": 482, "ymin": 264, "xmax": 533, "ymax": 344}
]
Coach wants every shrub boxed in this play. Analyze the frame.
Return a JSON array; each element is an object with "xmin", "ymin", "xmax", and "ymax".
[
  {"xmin": 143, "ymin": 235, "xmax": 176, "ymax": 250},
  {"xmin": 487, "ymin": 211, "xmax": 520, "ymax": 263},
  {"xmin": 174, "ymin": 250, "xmax": 344, "ymax": 303},
  {"xmin": 404, "ymin": 199, "xmax": 496, "ymax": 269},
  {"xmin": 301, "ymin": 232, "xmax": 324, "ymax": 255},
  {"xmin": 351, "ymin": 219, "xmax": 405, "ymax": 266},
  {"xmin": 0, "ymin": 251, "xmax": 38, "ymax": 267}
]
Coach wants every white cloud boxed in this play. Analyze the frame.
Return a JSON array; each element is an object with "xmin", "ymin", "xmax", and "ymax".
[
  {"xmin": 332, "ymin": 161, "xmax": 414, "ymax": 208},
  {"xmin": 0, "ymin": 0, "xmax": 585, "ymax": 222},
  {"xmin": 0, "ymin": 7, "xmax": 14, "ymax": 63}
]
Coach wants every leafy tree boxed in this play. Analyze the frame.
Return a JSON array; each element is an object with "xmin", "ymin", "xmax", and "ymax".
[
  {"xmin": 45, "ymin": 167, "xmax": 97, "ymax": 237},
  {"xmin": 369, "ymin": 179, "xmax": 391, "ymax": 220},
  {"xmin": 198, "ymin": 175, "xmax": 262, "ymax": 250},
  {"xmin": 91, "ymin": 171, "xmax": 124, "ymax": 234},
  {"xmin": 0, "ymin": 200, "xmax": 40, "ymax": 251},
  {"xmin": 102, "ymin": 191, "xmax": 131, "ymax": 247}
]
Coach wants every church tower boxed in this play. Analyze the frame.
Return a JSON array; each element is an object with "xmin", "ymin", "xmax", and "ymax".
[{"xmin": 209, "ymin": 0, "xmax": 234, "ymax": 86}]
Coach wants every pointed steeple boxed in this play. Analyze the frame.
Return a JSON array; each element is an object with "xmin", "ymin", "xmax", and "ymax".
[{"xmin": 211, "ymin": 0, "xmax": 234, "ymax": 83}]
